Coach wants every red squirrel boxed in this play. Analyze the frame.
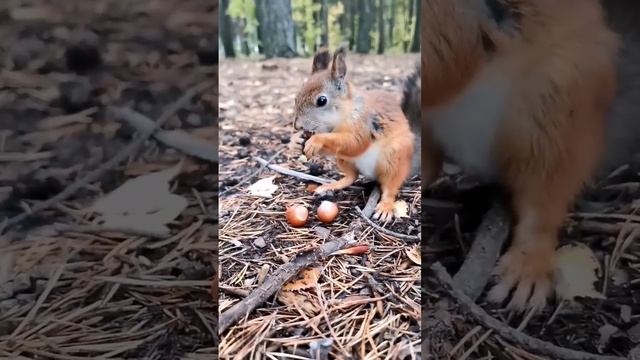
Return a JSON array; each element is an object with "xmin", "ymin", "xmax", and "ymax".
[
  {"xmin": 423, "ymin": 0, "xmax": 624, "ymax": 311},
  {"xmin": 292, "ymin": 47, "xmax": 415, "ymax": 222}
]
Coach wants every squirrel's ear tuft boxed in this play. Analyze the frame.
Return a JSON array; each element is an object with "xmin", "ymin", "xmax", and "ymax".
[
  {"xmin": 331, "ymin": 46, "xmax": 347, "ymax": 80},
  {"xmin": 312, "ymin": 47, "xmax": 331, "ymax": 73}
]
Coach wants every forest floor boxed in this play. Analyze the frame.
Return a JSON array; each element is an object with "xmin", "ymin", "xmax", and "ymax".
[
  {"xmin": 424, "ymin": 159, "xmax": 640, "ymax": 356},
  {"xmin": 218, "ymin": 53, "xmax": 421, "ymax": 358},
  {"xmin": 0, "ymin": 0, "xmax": 217, "ymax": 359}
]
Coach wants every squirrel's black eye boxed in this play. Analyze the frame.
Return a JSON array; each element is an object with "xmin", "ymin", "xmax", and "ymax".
[{"xmin": 316, "ymin": 95, "xmax": 327, "ymax": 107}]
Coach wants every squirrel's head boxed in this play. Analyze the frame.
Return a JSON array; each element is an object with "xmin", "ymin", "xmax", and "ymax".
[{"xmin": 293, "ymin": 46, "xmax": 349, "ymax": 133}]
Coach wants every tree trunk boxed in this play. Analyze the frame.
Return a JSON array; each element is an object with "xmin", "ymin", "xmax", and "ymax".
[
  {"xmin": 388, "ymin": 0, "xmax": 395, "ymax": 47},
  {"xmin": 219, "ymin": 0, "xmax": 235, "ymax": 58},
  {"xmin": 320, "ymin": 0, "xmax": 329, "ymax": 47},
  {"xmin": 403, "ymin": 0, "xmax": 413, "ymax": 52},
  {"xmin": 255, "ymin": 0, "xmax": 297, "ymax": 58},
  {"xmin": 377, "ymin": 0, "xmax": 385, "ymax": 54},
  {"xmin": 338, "ymin": 0, "xmax": 348, "ymax": 44},
  {"xmin": 349, "ymin": 0, "xmax": 356, "ymax": 49},
  {"xmin": 356, "ymin": 0, "xmax": 373, "ymax": 53},
  {"xmin": 410, "ymin": 0, "xmax": 420, "ymax": 52}
]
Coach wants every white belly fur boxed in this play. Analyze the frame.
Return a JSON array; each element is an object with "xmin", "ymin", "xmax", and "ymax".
[
  {"xmin": 428, "ymin": 62, "xmax": 512, "ymax": 180},
  {"xmin": 353, "ymin": 143, "xmax": 381, "ymax": 179}
]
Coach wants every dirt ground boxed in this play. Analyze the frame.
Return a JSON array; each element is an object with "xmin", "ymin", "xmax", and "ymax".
[
  {"xmin": 424, "ymin": 158, "xmax": 640, "ymax": 356},
  {"xmin": 218, "ymin": 53, "xmax": 421, "ymax": 359},
  {"xmin": 0, "ymin": 1, "xmax": 217, "ymax": 358}
]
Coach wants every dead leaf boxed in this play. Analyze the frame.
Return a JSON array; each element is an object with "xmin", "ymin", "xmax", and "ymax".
[
  {"xmin": 91, "ymin": 161, "xmax": 187, "ymax": 236},
  {"xmin": 277, "ymin": 290, "xmax": 319, "ymax": 315},
  {"xmin": 598, "ymin": 324, "xmax": 621, "ymax": 351},
  {"xmin": 554, "ymin": 243, "xmax": 604, "ymax": 302},
  {"xmin": 406, "ymin": 245, "xmax": 421, "ymax": 265},
  {"xmin": 628, "ymin": 323, "xmax": 640, "ymax": 343},
  {"xmin": 282, "ymin": 268, "xmax": 320, "ymax": 291},
  {"xmin": 393, "ymin": 200, "xmax": 409, "ymax": 218},
  {"xmin": 247, "ymin": 176, "xmax": 278, "ymax": 198}
]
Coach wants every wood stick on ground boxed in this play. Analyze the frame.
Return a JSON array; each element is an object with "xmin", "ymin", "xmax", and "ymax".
[
  {"xmin": 453, "ymin": 202, "xmax": 511, "ymax": 300},
  {"xmin": 361, "ymin": 187, "xmax": 381, "ymax": 217},
  {"xmin": 2, "ymin": 82, "xmax": 213, "ymax": 232},
  {"xmin": 109, "ymin": 106, "xmax": 217, "ymax": 164},
  {"xmin": 218, "ymin": 227, "xmax": 359, "ymax": 334},
  {"xmin": 431, "ymin": 262, "xmax": 626, "ymax": 360},
  {"xmin": 253, "ymin": 157, "xmax": 331, "ymax": 184}
]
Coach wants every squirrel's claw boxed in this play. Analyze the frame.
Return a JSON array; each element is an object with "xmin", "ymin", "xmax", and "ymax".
[
  {"xmin": 372, "ymin": 201, "xmax": 395, "ymax": 223},
  {"xmin": 487, "ymin": 245, "xmax": 554, "ymax": 313}
]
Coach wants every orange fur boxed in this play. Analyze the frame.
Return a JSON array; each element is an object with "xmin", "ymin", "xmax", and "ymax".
[
  {"xmin": 423, "ymin": 0, "xmax": 618, "ymax": 311},
  {"xmin": 294, "ymin": 48, "xmax": 414, "ymax": 221}
]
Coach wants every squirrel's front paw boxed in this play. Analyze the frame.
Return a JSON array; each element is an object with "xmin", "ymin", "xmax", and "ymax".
[
  {"xmin": 303, "ymin": 135, "xmax": 323, "ymax": 159},
  {"xmin": 487, "ymin": 244, "xmax": 555, "ymax": 312},
  {"xmin": 372, "ymin": 200, "xmax": 395, "ymax": 223}
]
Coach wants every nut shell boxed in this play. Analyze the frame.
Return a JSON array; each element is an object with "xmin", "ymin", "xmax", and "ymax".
[{"xmin": 317, "ymin": 201, "xmax": 339, "ymax": 223}]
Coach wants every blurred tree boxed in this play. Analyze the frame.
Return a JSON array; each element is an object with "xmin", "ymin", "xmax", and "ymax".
[
  {"xmin": 228, "ymin": 0, "xmax": 258, "ymax": 56},
  {"xmin": 256, "ymin": 0, "xmax": 297, "ymax": 58},
  {"xmin": 404, "ymin": 0, "xmax": 413, "ymax": 51},
  {"xmin": 377, "ymin": 0, "xmax": 384, "ymax": 54},
  {"xmin": 410, "ymin": 0, "xmax": 420, "ymax": 52},
  {"xmin": 388, "ymin": 0, "xmax": 395, "ymax": 46},
  {"xmin": 292, "ymin": 0, "xmax": 322, "ymax": 54},
  {"xmin": 221, "ymin": 0, "xmax": 418, "ymax": 59},
  {"xmin": 319, "ymin": 0, "xmax": 329, "ymax": 46},
  {"xmin": 328, "ymin": 2, "xmax": 345, "ymax": 49},
  {"xmin": 220, "ymin": 0, "xmax": 236, "ymax": 58},
  {"xmin": 356, "ymin": 0, "xmax": 373, "ymax": 53}
]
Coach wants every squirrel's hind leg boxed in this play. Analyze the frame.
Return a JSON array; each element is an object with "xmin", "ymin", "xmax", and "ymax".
[{"xmin": 373, "ymin": 139, "xmax": 413, "ymax": 223}]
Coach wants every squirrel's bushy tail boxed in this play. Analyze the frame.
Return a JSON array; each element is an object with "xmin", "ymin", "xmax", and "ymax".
[{"xmin": 401, "ymin": 64, "xmax": 421, "ymax": 176}]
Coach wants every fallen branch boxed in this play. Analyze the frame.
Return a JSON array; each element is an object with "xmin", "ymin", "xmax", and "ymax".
[
  {"xmin": 2, "ymin": 82, "xmax": 213, "ymax": 232},
  {"xmin": 453, "ymin": 202, "xmax": 511, "ymax": 300},
  {"xmin": 431, "ymin": 262, "xmax": 626, "ymax": 360},
  {"xmin": 218, "ymin": 227, "xmax": 359, "ymax": 333},
  {"xmin": 361, "ymin": 187, "xmax": 381, "ymax": 218},
  {"xmin": 253, "ymin": 157, "xmax": 331, "ymax": 184},
  {"xmin": 109, "ymin": 107, "xmax": 217, "ymax": 164}
]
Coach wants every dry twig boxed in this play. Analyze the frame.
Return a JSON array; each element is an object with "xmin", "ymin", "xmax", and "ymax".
[
  {"xmin": 453, "ymin": 202, "xmax": 511, "ymax": 300},
  {"xmin": 253, "ymin": 157, "xmax": 331, "ymax": 184},
  {"xmin": 109, "ymin": 106, "xmax": 217, "ymax": 164}
]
